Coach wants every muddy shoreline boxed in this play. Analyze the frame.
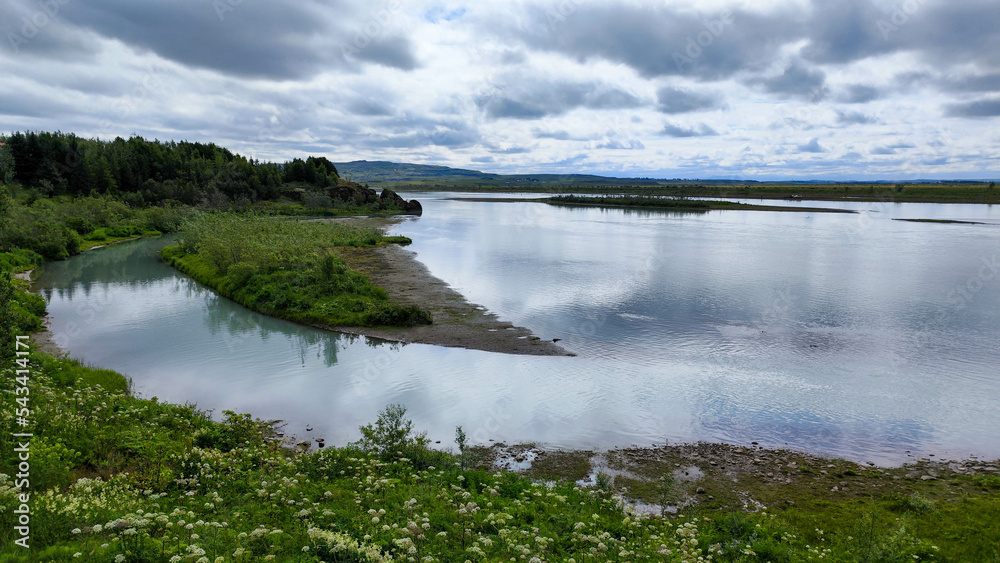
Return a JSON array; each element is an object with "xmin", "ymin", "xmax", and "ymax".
[{"xmin": 473, "ymin": 441, "xmax": 1000, "ymax": 514}]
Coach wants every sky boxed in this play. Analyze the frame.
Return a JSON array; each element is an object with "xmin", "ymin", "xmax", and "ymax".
[{"xmin": 1, "ymin": 0, "xmax": 998, "ymax": 181}]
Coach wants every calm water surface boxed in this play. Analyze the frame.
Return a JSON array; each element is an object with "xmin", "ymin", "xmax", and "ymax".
[{"xmin": 36, "ymin": 194, "xmax": 1000, "ymax": 464}]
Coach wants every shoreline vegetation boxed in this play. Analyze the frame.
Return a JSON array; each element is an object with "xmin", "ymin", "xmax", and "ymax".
[{"xmin": 451, "ymin": 195, "xmax": 857, "ymax": 214}]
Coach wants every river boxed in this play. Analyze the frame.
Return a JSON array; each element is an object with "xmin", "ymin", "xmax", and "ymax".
[{"xmin": 35, "ymin": 193, "xmax": 1000, "ymax": 465}]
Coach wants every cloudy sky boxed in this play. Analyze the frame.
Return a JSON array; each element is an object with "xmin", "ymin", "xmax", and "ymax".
[{"xmin": 2, "ymin": 0, "xmax": 998, "ymax": 180}]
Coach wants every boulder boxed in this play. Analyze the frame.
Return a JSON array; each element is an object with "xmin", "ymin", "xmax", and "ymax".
[
  {"xmin": 404, "ymin": 199, "xmax": 422, "ymax": 215},
  {"xmin": 380, "ymin": 189, "xmax": 423, "ymax": 215},
  {"xmin": 379, "ymin": 188, "xmax": 407, "ymax": 208}
]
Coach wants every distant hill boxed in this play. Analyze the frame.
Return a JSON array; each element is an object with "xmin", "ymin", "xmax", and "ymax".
[{"xmin": 333, "ymin": 160, "xmax": 674, "ymax": 190}]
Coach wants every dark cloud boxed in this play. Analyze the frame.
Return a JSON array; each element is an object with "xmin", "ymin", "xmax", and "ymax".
[
  {"xmin": 500, "ymin": 4, "xmax": 801, "ymax": 80},
  {"xmin": 58, "ymin": 1, "xmax": 335, "ymax": 78},
  {"xmin": 471, "ymin": 156, "xmax": 495, "ymax": 163},
  {"xmin": 351, "ymin": 36, "xmax": 420, "ymax": 70},
  {"xmin": 497, "ymin": 1, "xmax": 998, "ymax": 97},
  {"xmin": 0, "ymin": 91, "xmax": 75, "ymax": 118},
  {"xmin": 656, "ymin": 87, "xmax": 722, "ymax": 114},
  {"xmin": 797, "ymin": 138, "xmax": 825, "ymax": 153},
  {"xmin": 945, "ymin": 98, "xmax": 1000, "ymax": 118},
  {"xmin": 534, "ymin": 129, "xmax": 574, "ymax": 140},
  {"xmin": 871, "ymin": 142, "xmax": 915, "ymax": 155},
  {"xmin": 837, "ymin": 84, "xmax": 880, "ymax": 104},
  {"xmin": 490, "ymin": 146, "xmax": 532, "ymax": 154},
  {"xmin": 477, "ymin": 79, "xmax": 642, "ymax": 120},
  {"xmin": 836, "ymin": 111, "xmax": 877, "ymax": 125},
  {"xmin": 751, "ymin": 61, "xmax": 827, "ymax": 101},
  {"xmin": 800, "ymin": 0, "xmax": 894, "ymax": 64},
  {"xmin": 365, "ymin": 127, "xmax": 480, "ymax": 149},
  {"xmin": 660, "ymin": 122, "xmax": 718, "ymax": 138},
  {"xmin": 0, "ymin": 1, "xmax": 99, "ymax": 59},
  {"xmin": 7, "ymin": 0, "xmax": 420, "ymax": 78},
  {"xmin": 802, "ymin": 0, "xmax": 1000, "ymax": 70},
  {"xmin": 941, "ymin": 74, "xmax": 1000, "ymax": 93},
  {"xmin": 346, "ymin": 97, "xmax": 396, "ymax": 117},
  {"xmin": 500, "ymin": 49, "xmax": 527, "ymax": 64}
]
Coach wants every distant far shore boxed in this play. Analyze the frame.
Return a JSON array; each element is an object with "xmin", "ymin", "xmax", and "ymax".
[{"xmin": 386, "ymin": 182, "xmax": 1000, "ymax": 204}]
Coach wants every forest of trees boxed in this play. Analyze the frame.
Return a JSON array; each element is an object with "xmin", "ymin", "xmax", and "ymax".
[
  {"xmin": 0, "ymin": 131, "xmax": 410, "ymax": 262},
  {"xmin": 0, "ymin": 131, "xmax": 341, "ymax": 206}
]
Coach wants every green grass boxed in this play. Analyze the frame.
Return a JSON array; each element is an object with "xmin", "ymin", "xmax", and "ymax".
[
  {"xmin": 162, "ymin": 214, "xmax": 432, "ymax": 328},
  {"xmin": 544, "ymin": 194, "xmax": 856, "ymax": 213}
]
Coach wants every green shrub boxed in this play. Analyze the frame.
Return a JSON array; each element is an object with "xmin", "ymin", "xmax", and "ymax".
[
  {"xmin": 0, "ymin": 248, "xmax": 43, "ymax": 272},
  {"xmin": 353, "ymin": 404, "xmax": 430, "ymax": 461},
  {"xmin": 363, "ymin": 302, "xmax": 433, "ymax": 327},
  {"xmin": 64, "ymin": 216, "xmax": 92, "ymax": 235},
  {"xmin": 194, "ymin": 410, "xmax": 274, "ymax": 452},
  {"xmin": 84, "ymin": 228, "xmax": 107, "ymax": 241},
  {"xmin": 886, "ymin": 492, "xmax": 934, "ymax": 514}
]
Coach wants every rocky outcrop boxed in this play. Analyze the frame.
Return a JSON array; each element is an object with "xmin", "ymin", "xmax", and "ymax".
[
  {"xmin": 379, "ymin": 189, "xmax": 422, "ymax": 215},
  {"xmin": 403, "ymin": 199, "xmax": 422, "ymax": 214},
  {"xmin": 327, "ymin": 183, "xmax": 378, "ymax": 205}
]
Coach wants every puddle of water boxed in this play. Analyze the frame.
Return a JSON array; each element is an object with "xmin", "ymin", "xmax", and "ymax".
[
  {"xmin": 673, "ymin": 465, "xmax": 704, "ymax": 482},
  {"xmin": 494, "ymin": 447, "xmax": 538, "ymax": 472}
]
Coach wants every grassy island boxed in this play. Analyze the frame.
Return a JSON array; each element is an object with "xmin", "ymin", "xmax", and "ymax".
[
  {"xmin": 544, "ymin": 195, "xmax": 857, "ymax": 214},
  {"xmin": 162, "ymin": 214, "xmax": 432, "ymax": 328}
]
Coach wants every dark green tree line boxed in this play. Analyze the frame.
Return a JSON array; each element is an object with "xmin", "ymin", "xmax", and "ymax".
[{"xmin": 1, "ymin": 131, "xmax": 340, "ymax": 206}]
